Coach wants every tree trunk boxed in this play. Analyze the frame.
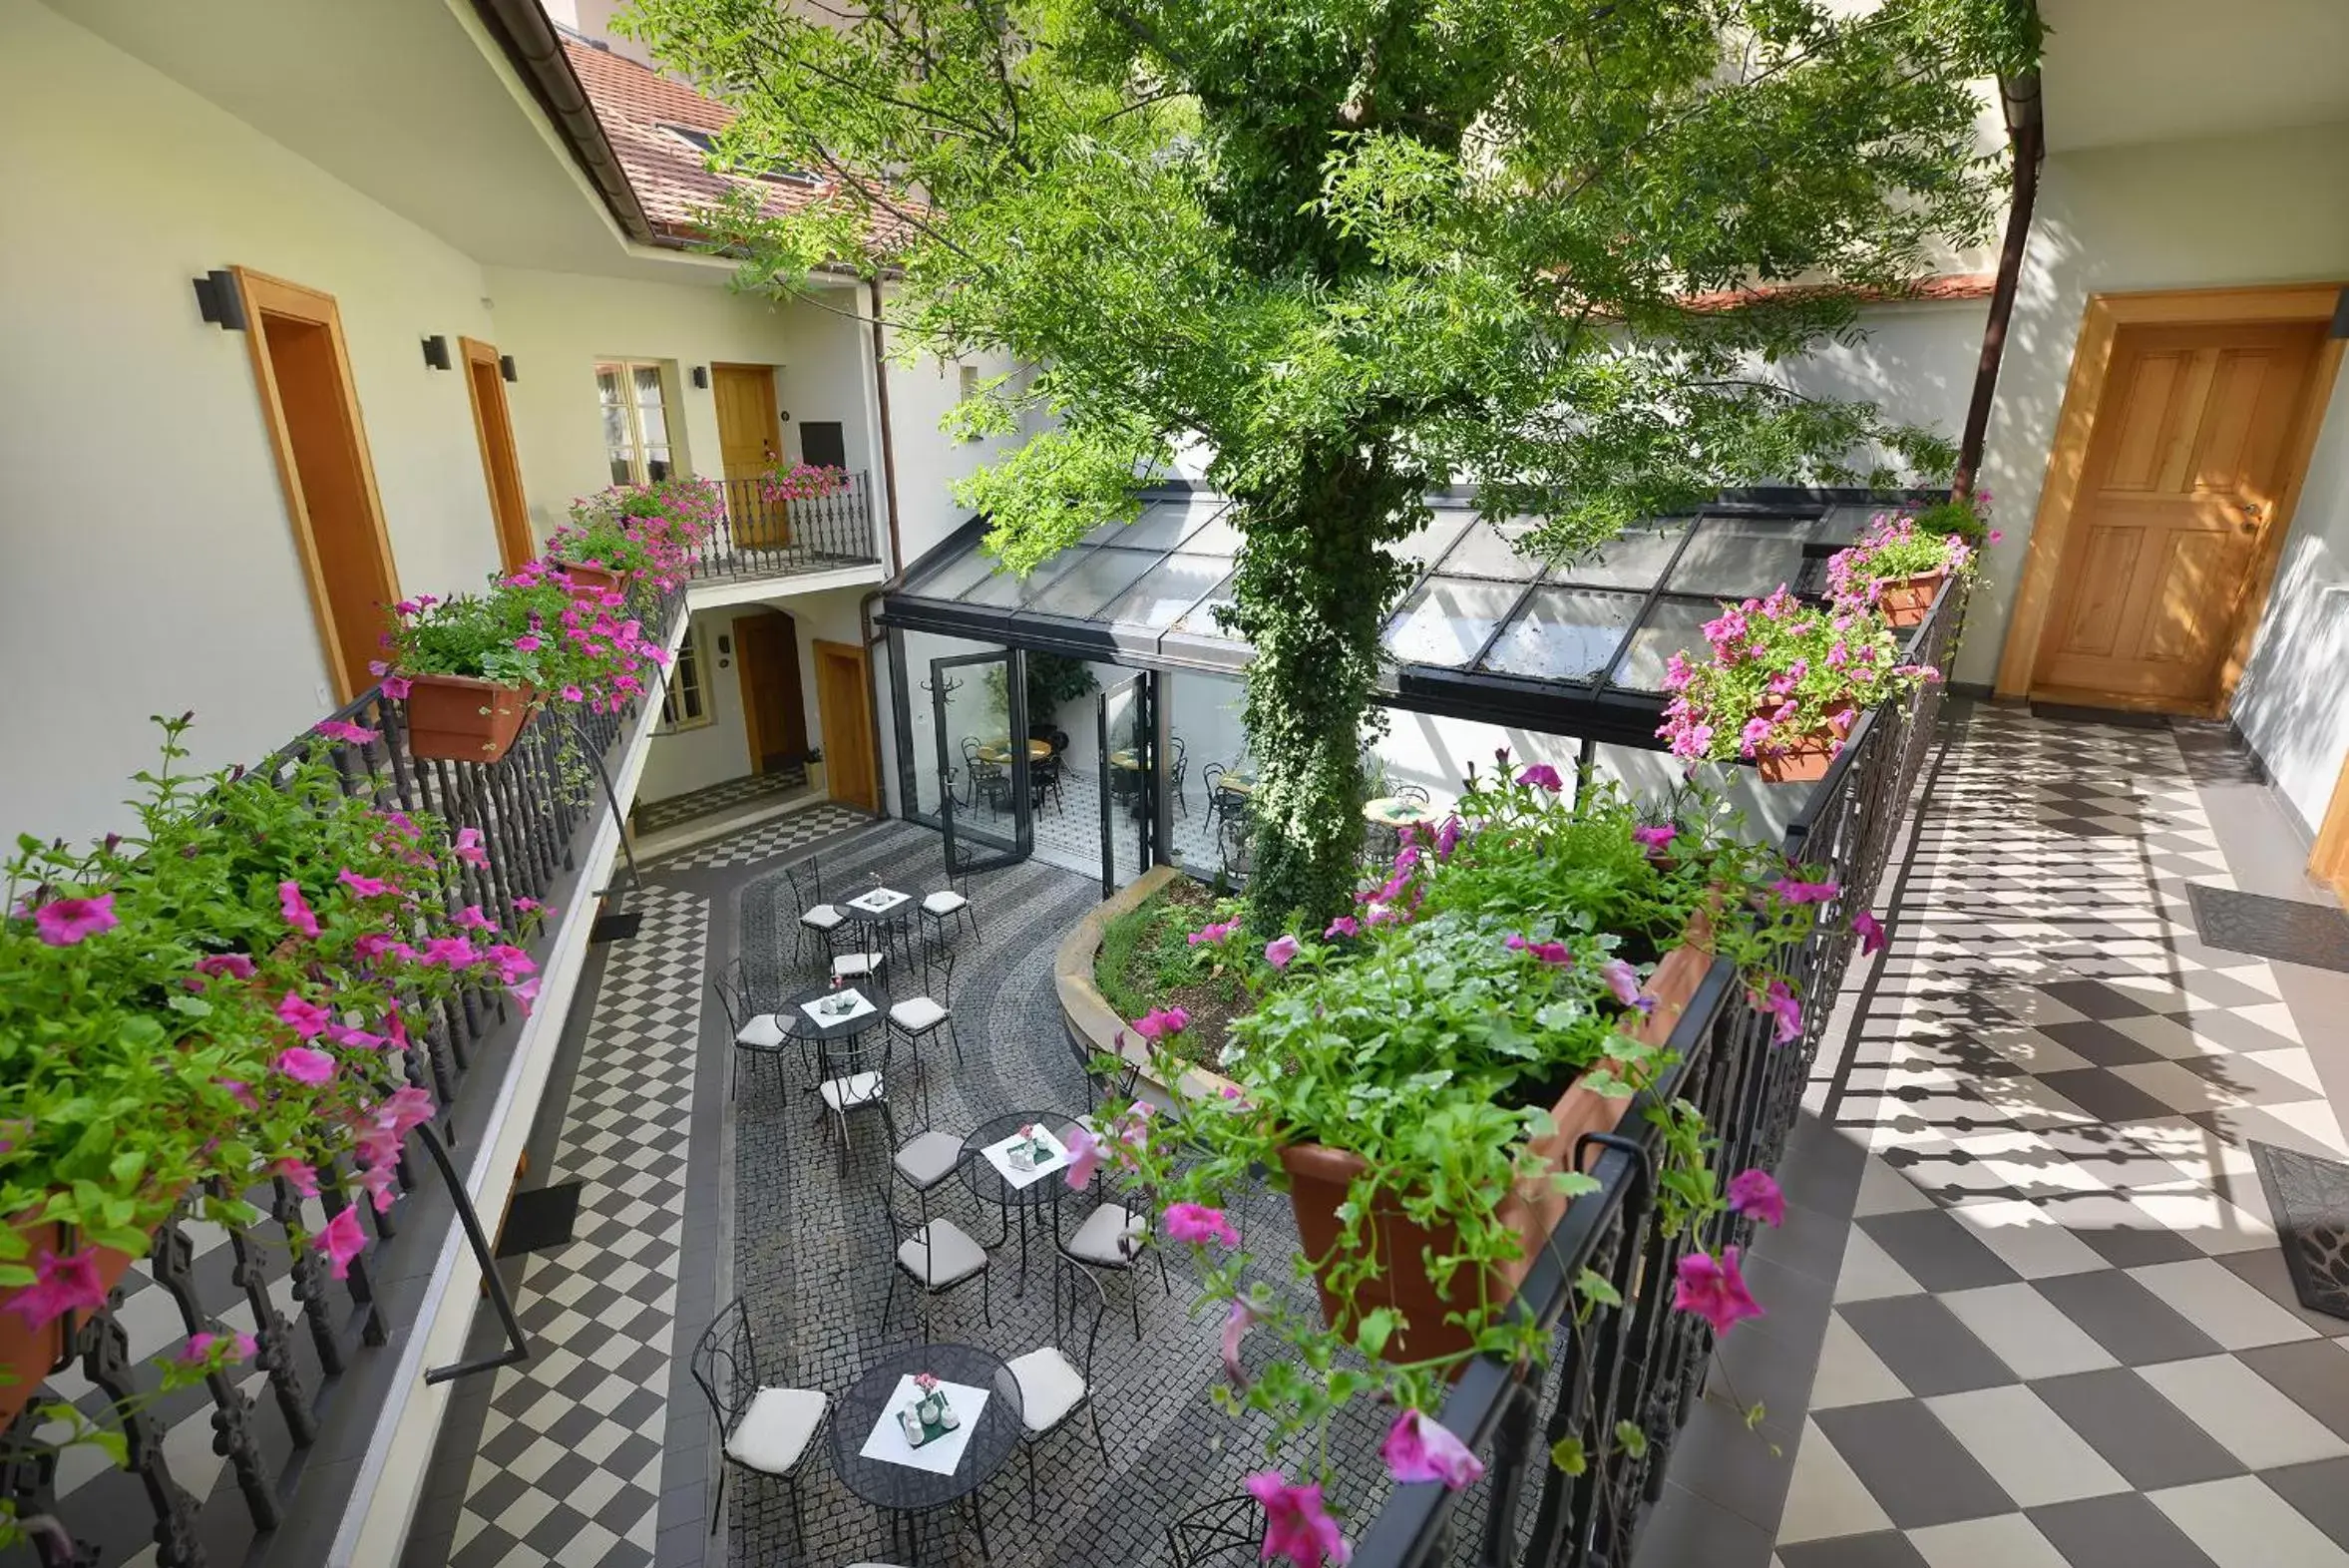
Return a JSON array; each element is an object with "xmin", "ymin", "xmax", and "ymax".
[{"xmin": 1228, "ymin": 453, "xmax": 1412, "ymax": 933}]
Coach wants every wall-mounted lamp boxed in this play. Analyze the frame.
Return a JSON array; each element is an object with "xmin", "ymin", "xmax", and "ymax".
[
  {"xmin": 690, "ymin": 365, "xmax": 710, "ymax": 389},
  {"xmin": 192, "ymin": 270, "xmax": 247, "ymax": 331},
  {"xmin": 421, "ymin": 335, "xmax": 452, "ymax": 371},
  {"xmin": 500, "ymin": 354, "xmax": 519, "ymax": 383},
  {"xmin": 717, "ymin": 633, "xmax": 732, "ymax": 655}
]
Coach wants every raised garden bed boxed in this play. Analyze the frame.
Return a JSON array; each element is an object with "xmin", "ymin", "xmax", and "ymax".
[{"xmin": 1053, "ymin": 866, "xmax": 1240, "ymax": 1104}]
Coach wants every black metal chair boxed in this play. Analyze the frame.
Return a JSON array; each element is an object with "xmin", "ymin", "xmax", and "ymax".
[
  {"xmin": 711, "ymin": 962, "xmax": 795, "ymax": 1101},
  {"xmin": 886, "ymin": 938, "xmax": 962, "ymax": 1121},
  {"xmin": 1053, "ymin": 1171, "xmax": 1167, "ymax": 1344},
  {"xmin": 1216, "ymin": 812, "xmax": 1253, "ymax": 885},
  {"xmin": 962, "ymin": 737, "xmax": 1008, "ymax": 813},
  {"xmin": 919, "ymin": 869, "xmax": 977, "ymax": 949},
  {"xmin": 1201, "ymin": 761, "xmax": 1228, "ymax": 825},
  {"xmin": 690, "ymin": 1298, "xmax": 829, "ymax": 1545},
  {"xmin": 1167, "ymin": 1493, "xmax": 1269, "ymax": 1566},
  {"xmin": 1008, "ymin": 1266, "xmax": 1112, "ymax": 1522},
  {"xmin": 877, "ymin": 1179, "xmax": 993, "ymax": 1341},
  {"xmin": 813, "ymin": 1030, "xmax": 898, "ymax": 1173},
  {"xmin": 784, "ymin": 858, "xmax": 845, "ymax": 973},
  {"xmin": 1169, "ymin": 736, "xmax": 1190, "ymax": 819}
]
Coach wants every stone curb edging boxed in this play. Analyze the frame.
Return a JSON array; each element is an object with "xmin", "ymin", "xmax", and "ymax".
[{"xmin": 1052, "ymin": 864, "xmax": 1243, "ymax": 1107}]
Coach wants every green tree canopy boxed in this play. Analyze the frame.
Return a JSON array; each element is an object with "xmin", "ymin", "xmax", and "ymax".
[{"xmin": 623, "ymin": 0, "xmax": 2040, "ymax": 925}]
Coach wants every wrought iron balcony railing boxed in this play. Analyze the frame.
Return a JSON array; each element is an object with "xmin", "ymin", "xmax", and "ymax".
[
  {"xmin": 1350, "ymin": 583, "xmax": 1966, "ymax": 1568},
  {"xmin": 0, "ymin": 585, "xmax": 686, "ymax": 1568},
  {"xmin": 685, "ymin": 471, "xmax": 882, "ymax": 584}
]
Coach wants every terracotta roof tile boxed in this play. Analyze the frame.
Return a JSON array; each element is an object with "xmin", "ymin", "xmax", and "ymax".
[
  {"xmin": 562, "ymin": 36, "xmax": 833, "ymax": 238},
  {"xmin": 1678, "ymin": 273, "xmax": 1998, "ymax": 312}
]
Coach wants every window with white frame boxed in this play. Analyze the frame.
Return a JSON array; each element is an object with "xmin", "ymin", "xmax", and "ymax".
[
  {"xmin": 657, "ymin": 624, "xmax": 711, "ymax": 732},
  {"xmin": 595, "ymin": 360, "xmax": 676, "ymax": 486}
]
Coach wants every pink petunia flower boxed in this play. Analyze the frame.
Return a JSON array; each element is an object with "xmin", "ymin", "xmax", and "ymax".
[
  {"xmin": 4, "ymin": 1249, "xmax": 111, "ymax": 1329},
  {"xmin": 1599, "ymin": 958, "xmax": 1654, "ymax": 1014},
  {"xmin": 336, "ymin": 869, "xmax": 396, "ymax": 899},
  {"xmin": 1221, "ymin": 1300, "xmax": 1259, "ymax": 1391},
  {"xmin": 1632, "ymin": 824, "xmax": 1677, "ymax": 854},
  {"xmin": 1245, "ymin": 1471, "xmax": 1351, "ymax": 1568},
  {"xmin": 1757, "ymin": 980, "xmax": 1802, "ymax": 1046},
  {"xmin": 1063, "ymin": 1125, "xmax": 1104, "ymax": 1191},
  {"xmin": 514, "ymin": 634, "xmax": 543, "ymax": 653},
  {"xmin": 1673, "ymin": 1248, "xmax": 1764, "ymax": 1338},
  {"xmin": 1187, "ymin": 918, "xmax": 1241, "ymax": 947},
  {"xmin": 454, "ymin": 905, "xmax": 498, "ymax": 934},
  {"xmin": 276, "ymin": 991, "xmax": 331, "ymax": 1038},
  {"xmin": 274, "ymin": 1046, "xmax": 336, "ymax": 1085},
  {"xmin": 1726, "ymin": 1168, "xmax": 1786, "ymax": 1227},
  {"xmin": 33, "ymin": 894, "xmax": 119, "ymax": 947},
  {"xmin": 178, "ymin": 1331, "xmax": 259, "ymax": 1367},
  {"xmin": 1380, "ymin": 1407, "xmax": 1486, "ymax": 1490},
  {"xmin": 278, "ymin": 881, "xmax": 320, "ymax": 939},
  {"xmin": 453, "ymin": 827, "xmax": 489, "ymax": 868},
  {"xmin": 1767, "ymin": 877, "xmax": 1841, "ymax": 906},
  {"xmin": 380, "ymin": 672, "xmax": 412, "ymax": 699},
  {"xmin": 1516, "ymin": 763, "xmax": 1564, "ymax": 792},
  {"xmin": 1504, "ymin": 933, "xmax": 1573, "ymax": 966},
  {"xmin": 1434, "ymin": 815, "xmax": 1463, "ymax": 859},
  {"xmin": 314, "ymin": 719, "xmax": 379, "ymax": 745},
  {"xmin": 1264, "ymin": 935, "xmax": 1302, "ymax": 971},
  {"xmin": 511, "ymin": 976, "xmax": 541, "ymax": 1014},
  {"xmin": 195, "ymin": 953, "xmax": 256, "ymax": 980},
  {"xmin": 319, "ymin": 1208, "xmax": 367, "ymax": 1280},
  {"xmin": 1164, "ymin": 1202, "xmax": 1239, "ymax": 1248},
  {"xmin": 560, "ymin": 684, "xmax": 586, "ymax": 704},
  {"xmin": 1323, "ymin": 915, "xmax": 1360, "ymax": 940},
  {"xmin": 1130, "ymin": 1006, "xmax": 1190, "ymax": 1040},
  {"xmin": 270, "ymin": 1158, "xmax": 321, "ymax": 1198},
  {"xmin": 1852, "ymin": 910, "xmax": 1886, "ymax": 956}
]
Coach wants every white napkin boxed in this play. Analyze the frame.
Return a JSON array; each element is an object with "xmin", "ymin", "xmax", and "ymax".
[{"xmin": 857, "ymin": 1375, "xmax": 991, "ymax": 1475}]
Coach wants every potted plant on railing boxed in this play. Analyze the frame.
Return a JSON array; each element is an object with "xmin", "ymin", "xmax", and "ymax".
[
  {"xmin": 1824, "ymin": 512, "xmax": 1980, "ymax": 628},
  {"xmin": 0, "ymin": 717, "xmax": 543, "ymax": 1438},
  {"xmin": 553, "ymin": 479, "xmax": 721, "ymax": 593},
  {"xmin": 1658, "ymin": 588, "xmax": 1940, "ymax": 784},
  {"xmin": 382, "ymin": 568, "xmax": 674, "ymax": 763},
  {"xmin": 1089, "ymin": 764, "xmax": 1838, "ymax": 1560}
]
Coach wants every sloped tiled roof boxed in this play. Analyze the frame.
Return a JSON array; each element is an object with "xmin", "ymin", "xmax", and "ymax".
[
  {"xmin": 1678, "ymin": 273, "xmax": 1998, "ymax": 313},
  {"xmin": 562, "ymin": 35, "xmax": 835, "ymax": 239}
]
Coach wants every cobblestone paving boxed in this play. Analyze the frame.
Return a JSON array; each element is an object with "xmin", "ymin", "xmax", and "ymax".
[{"xmin": 725, "ymin": 823, "xmax": 1398, "ymax": 1566}]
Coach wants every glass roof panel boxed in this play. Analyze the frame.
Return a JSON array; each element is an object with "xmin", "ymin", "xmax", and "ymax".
[
  {"xmin": 1480, "ymin": 588, "xmax": 1646, "ymax": 682},
  {"xmin": 1545, "ymin": 518, "xmax": 1694, "ymax": 590},
  {"xmin": 1383, "ymin": 579, "xmax": 1524, "ymax": 667},
  {"xmin": 957, "ymin": 564, "xmax": 1037, "ymax": 607},
  {"xmin": 911, "ymin": 542, "xmax": 1003, "ymax": 600},
  {"xmin": 1083, "ymin": 496, "xmax": 1228, "ymax": 551},
  {"xmin": 1174, "ymin": 572, "xmax": 1239, "ymax": 637},
  {"xmin": 1393, "ymin": 512, "xmax": 1474, "ymax": 573},
  {"xmin": 1027, "ymin": 546, "xmax": 1161, "ymax": 617},
  {"xmin": 1667, "ymin": 516, "xmax": 1817, "ymax": 599},
  {"xmin": 1437, "ymin": 518, "xmax": 1542, "ymax": 581},
  {"xmin": 1181, "ymin": 507, "xmax": 1243, "ymax": 556},
  {"xmin": 1101, "ymin": 552, "xmax": 1231, "ymax": 629},
  {"xmin": 1610, "ymin": 597, "xmax": 1718, "ymax": 692}
]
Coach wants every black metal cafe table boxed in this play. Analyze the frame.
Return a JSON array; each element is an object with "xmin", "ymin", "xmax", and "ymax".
[{"xmin": 828, "ymin": 1340, "xmax": 1024, "ymax": 1564}]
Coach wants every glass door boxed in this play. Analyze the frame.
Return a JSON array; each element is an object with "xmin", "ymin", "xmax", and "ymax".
[
  {"xmin": 1096, "ymin": 671, "xmax": 1152, "ymax": 897},
  {"xmin": 930, "ymin": 649, "xmax": 1029, "ymax": 875}
]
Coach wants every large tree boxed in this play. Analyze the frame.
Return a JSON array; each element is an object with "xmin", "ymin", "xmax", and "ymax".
[{"xmin": 623, "ymin": 0, "xmax": 2039, "ymax": 929}]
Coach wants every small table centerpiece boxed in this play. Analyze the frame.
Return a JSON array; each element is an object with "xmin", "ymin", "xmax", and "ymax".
[
  {"xmin": 1005, "ymin": 1123, "xmax": 1044, "ymax": 1172},
  {"xmin": 897, "ymin": 1372, "xmax": 963, "ymax": 1447}
]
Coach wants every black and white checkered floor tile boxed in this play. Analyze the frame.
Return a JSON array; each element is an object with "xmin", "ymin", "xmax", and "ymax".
[
  {"xmin": 1765, "ymin": 705, "xmax": 2349, "ymax": 1568},
  {"xmin": 651, "ymin": 802, "xmax": 873, "ymax": 873},
  {"xmin": 452, "ymin": 884, "xmax": 710, "ymax": 1568}
]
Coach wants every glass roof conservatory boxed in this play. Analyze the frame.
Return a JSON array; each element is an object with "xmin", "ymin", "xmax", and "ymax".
[{"xmin": 880, "ymin": 485, "xmax": 1926, "ymax": 748}]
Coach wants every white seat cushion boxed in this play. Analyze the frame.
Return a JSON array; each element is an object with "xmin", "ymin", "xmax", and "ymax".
[
  {"xmin": 801, "ymin": 904, "xmax": 845, "ymax": 931},
  {"xmin": 724, "ymin": 1385, "xmax": 827, "ymax": 1474},
  {"xmin": 923, "ymin": 890, "xmax": 969, "ymax": 916},
  {"xmin": 897, "ymin": 1219, "xmax": 988, "ymax": 1287},
  {"xmin": 833, "ymin": 952, "xmax": 886, "ymax": 980},
  {"xmin": 1006, "ymin": 1347, "xmax": 1087, "ymax": 1433},
  {"xmin": 820, "ymin": 1071, "xmax": 885, "ymax": 1111},
  {"xmin": 890, "ymin": 995, "xmax": 948, "ymax": 1032},
  {"xmin": 893, "ymin": 1129, "xmax": 964, "ymax": 1189},
  {"xmin": 735, "ymin": 1013, "xmax": 787, "ymax": 1049},
  {"xmin": 1065, "ymin": 1204, "xmax": 1145, "ymax": 1266}
]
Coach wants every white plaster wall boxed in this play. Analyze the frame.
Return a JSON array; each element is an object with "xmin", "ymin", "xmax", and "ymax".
[
  {"xmin": 773, "ymin": 294, "xmax": 887, "ymax": 541},
  {"xmin": 2234, "ymin": 388, "xmax": 2349, "ymax": 835},
  {"xmin": 636, "ymin": 603, "xmax": 761, "ymax": 803},
  {"xmin": 875, "ymin": 292, "xmax": 1028, "ymax": 564},
  {"xmin": 0, "ymin": 0, "xmax": 506, "ymax": 850},
  {"xmin": 1773, "ymin": 119, "xmax": 2349, "ymax": 693}
]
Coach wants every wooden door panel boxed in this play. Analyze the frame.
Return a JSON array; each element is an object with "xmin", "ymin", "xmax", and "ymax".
[
  {"xmin": 813, "ymin": 641, "xmax": 877, "ymax": 812},
  {"xmin": 735, "ymin": 610, "xmax": 807, "ymax": 773},
  {"xmin": 711, "ymin": 364, "xmax": 784, "ymax": 547},
  {"xmin": 2033, "ymin": 319, "xmax": 2323, "ymax": 712}
]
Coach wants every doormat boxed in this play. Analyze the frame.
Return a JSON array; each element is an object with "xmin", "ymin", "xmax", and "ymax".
[
  {"xmin": 2186, "ymin": 883, "xmax": 2349, "ymax": 974},
  {"xmin": 2248, "ymin": 1142, "xmax": 2349, "ymax": 1323},
  {"xmin": 2029, "ymin": 702, "xmax": 2170, "ymax": 729},
  {"xmin": 496, "ymin": 1182, "xmax": 584, "ymax": 1259}
]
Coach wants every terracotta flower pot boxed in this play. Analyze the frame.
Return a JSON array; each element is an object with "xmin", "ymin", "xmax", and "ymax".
[
  {"xmin": 402, "ymin": 673, "xmax": 533, "ymax": 763},
  {"xmin": 1278, "ymin": 921, "xmax": 1716, "ymax": 1367},
  {"xmin": 1875, "ymin": 571, "xmax": 1946, "ymax": 628},
  {"xmin": 556, "ymin": 563, "xmax": 628, "ymax": 596},
  {"xmin": 1755, "ymin": 704, "xmax": 1857, "ymax": 785},
  {"xmin": 0, "ymin": 1212, "xmax": 147, "ymax": 1428}
]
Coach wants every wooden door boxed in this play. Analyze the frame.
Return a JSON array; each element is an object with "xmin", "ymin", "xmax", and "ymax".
[
  {"xmin": 2315, "ymin": 751, "xmax": 2349, "ymax": 903},
  {"xmin": 235, "ymin": 268, "xmax": 402, "ymax": 703},
  {"xmin": 461, "ymin": 338, "xmax": 534, "ymax": 572},
  {"xmin": 2032, "ymin": 321, "xmax": 2325, "ymax": 711},
  {"xmin": 734, "ymin": 609, "xmax": 808, "ymax": 774},
  {"xmin": 711, "ymin": 364, "xmax": 784, "ymax": 548},
  {"xmin": 813, "ymin": 639, "xmax": 878, "ymax": 812}
]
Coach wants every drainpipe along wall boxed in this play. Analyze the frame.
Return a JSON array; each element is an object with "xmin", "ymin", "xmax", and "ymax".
[{"xmin": 860, "ymin": 274, "xmax": 905, "ymax": 813}]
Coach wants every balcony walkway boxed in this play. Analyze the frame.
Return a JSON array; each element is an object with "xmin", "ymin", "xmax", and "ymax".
[{"xmin": 1642, "ymin": 702, "xmax": 2349, "ymax": 1568}]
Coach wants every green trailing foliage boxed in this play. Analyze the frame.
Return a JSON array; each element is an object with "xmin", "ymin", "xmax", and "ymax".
[{"xmin": 618, "ymin": 0, "xmax": 2040, "ymax": 930}]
